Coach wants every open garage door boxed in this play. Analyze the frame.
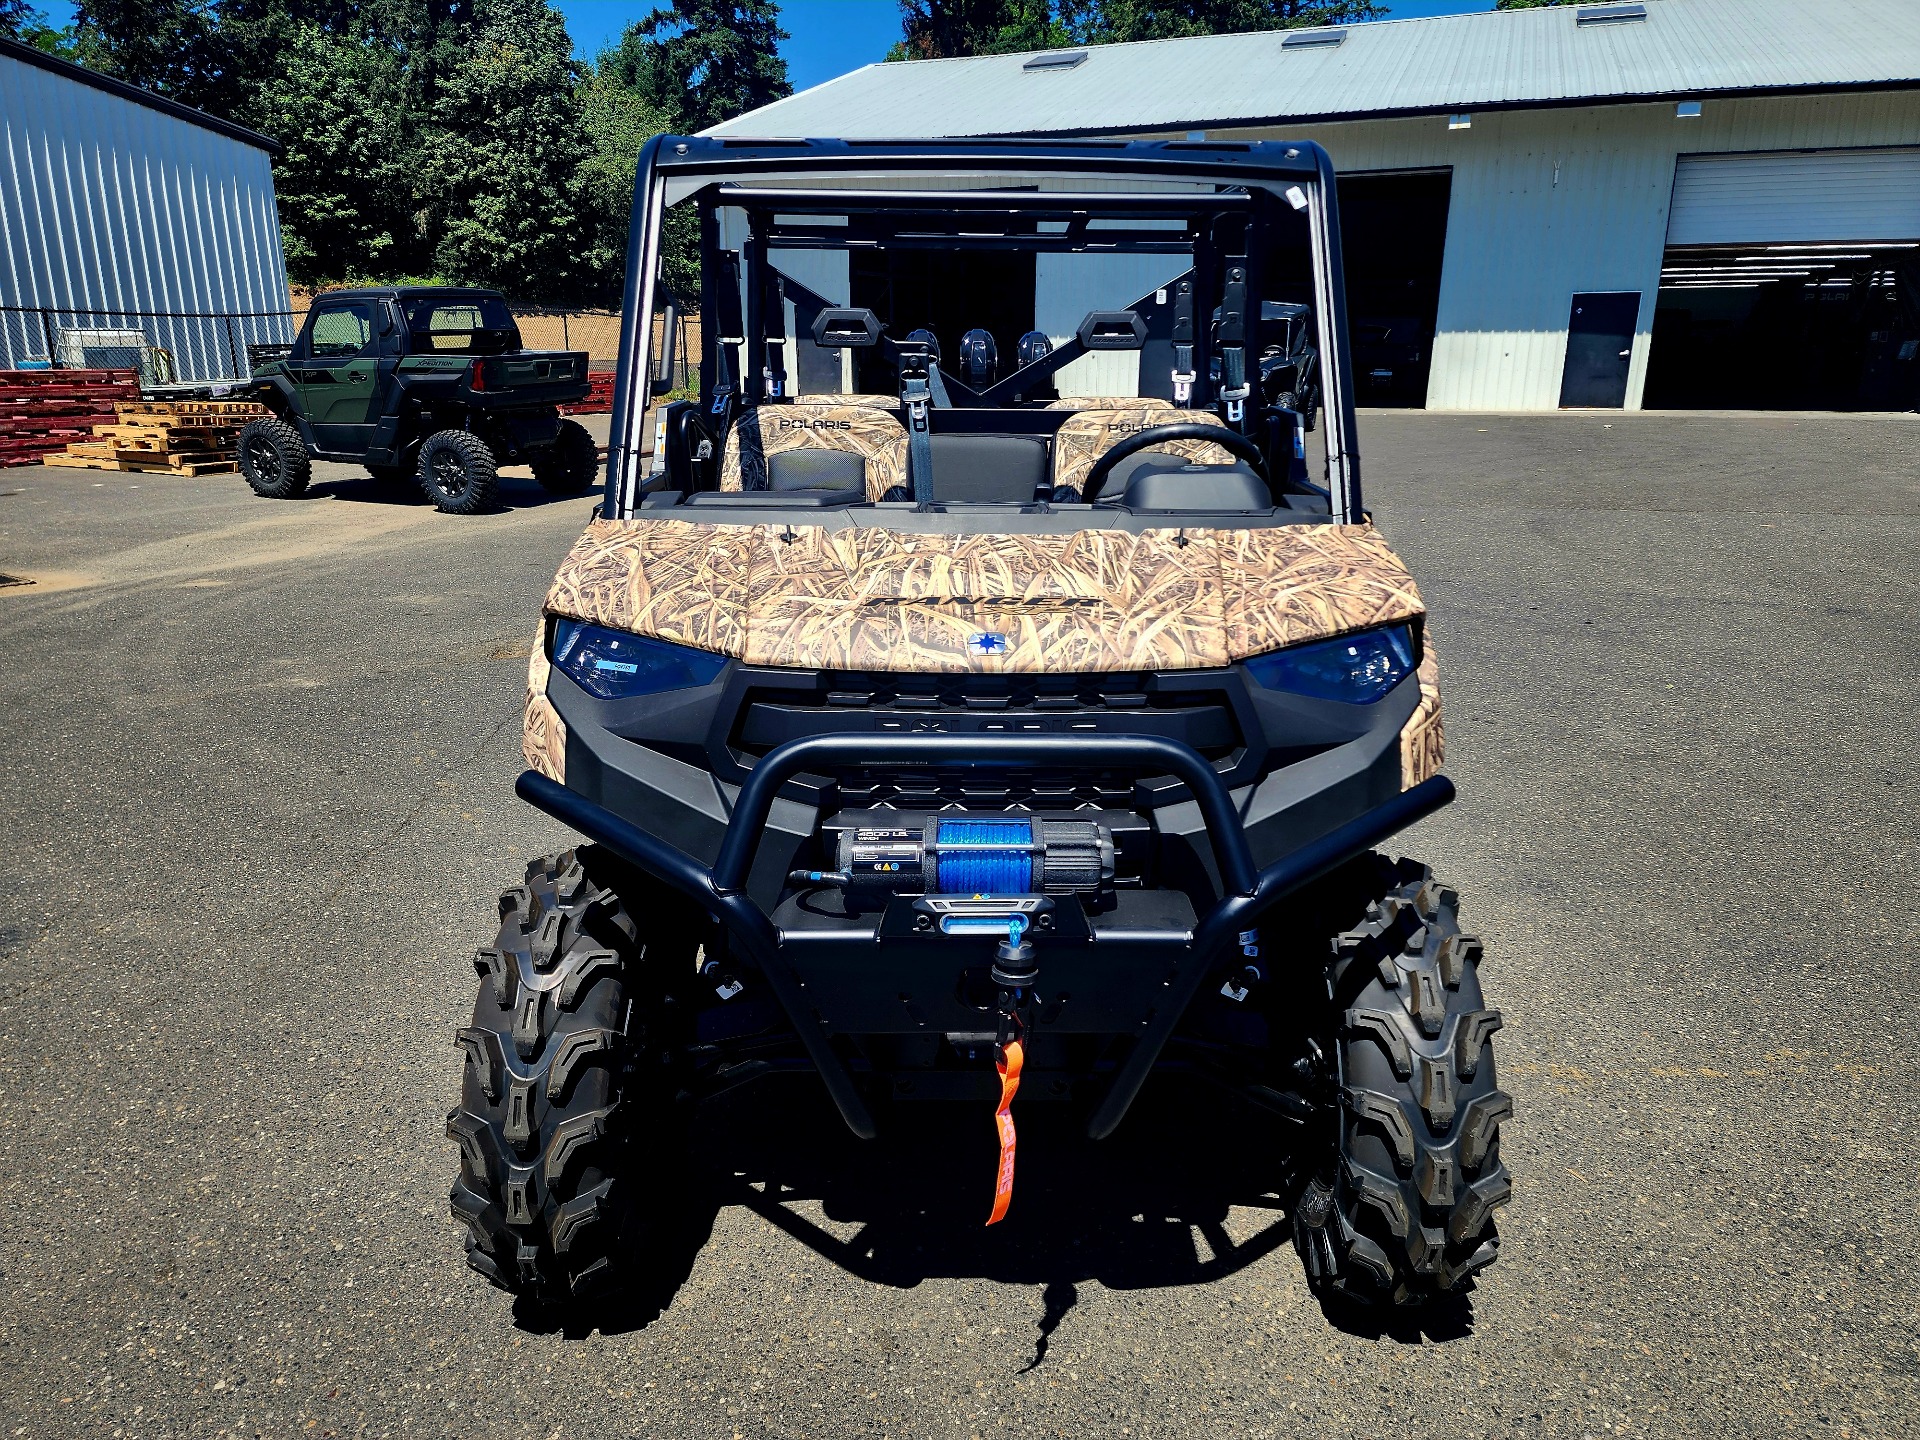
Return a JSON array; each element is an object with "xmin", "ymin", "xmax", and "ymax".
[
  {"xmin": 1646, "ymin": 149, "xmax": 1920, "ymax": 410},
  {"xmin": 1337, "ymin": 171, "xmax": 1452, "ymax": 409}
]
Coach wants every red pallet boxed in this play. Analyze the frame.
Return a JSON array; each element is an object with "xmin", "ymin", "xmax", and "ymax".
[{"xmin": 0, "ymin": 368, "xmax": 137, "ymax": 385}]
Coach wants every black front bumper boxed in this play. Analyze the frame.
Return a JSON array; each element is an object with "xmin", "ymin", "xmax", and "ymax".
[{"xmin": 516, "ymin": 732, "xmax": 1453, "ymax": 1142}]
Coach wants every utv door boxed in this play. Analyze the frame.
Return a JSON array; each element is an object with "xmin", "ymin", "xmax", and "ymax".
[{"xmin": 293, "ymin": 299, "xmax": 383, "ymax": 451}]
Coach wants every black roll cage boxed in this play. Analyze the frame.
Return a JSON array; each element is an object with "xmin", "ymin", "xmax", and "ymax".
[{"xmin": 607, "ymin": 136, "xmax": 1363, "ymax": 522}]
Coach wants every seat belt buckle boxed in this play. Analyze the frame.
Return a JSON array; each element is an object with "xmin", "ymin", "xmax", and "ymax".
[
  {"xmin": 1171, "ymin": 370, "xmax": 1196, "ymax": 404},
  {"xmin": 1220, "ymin": 383, "xmax": 1250, "ymax": 424}
]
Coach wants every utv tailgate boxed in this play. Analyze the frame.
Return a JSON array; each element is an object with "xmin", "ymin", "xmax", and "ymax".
[{"xmin": 468, "ymin": 351, "xmax": 592, "ymax": 405}]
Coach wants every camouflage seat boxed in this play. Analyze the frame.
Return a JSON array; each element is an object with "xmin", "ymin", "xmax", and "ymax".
[
  {"xmin": 1044, "ymin": 396, "xmax": 1175, "ymax": 411},
  {"xmin": 717, "ymin": 404, "xmax": 909, "ymax": 499},
  {"xmin": 1049, "ymin": 404, "xmax": 1237, "ymax": 498}
]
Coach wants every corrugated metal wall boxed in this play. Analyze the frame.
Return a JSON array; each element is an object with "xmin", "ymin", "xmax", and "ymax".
[
  {"xmin": 1227, "ymin": 89, "xmax": 1920, "ymax": 409},
  {"xmin": 0, "ymin": 51, "xmax": 291, "ymax": 379}
]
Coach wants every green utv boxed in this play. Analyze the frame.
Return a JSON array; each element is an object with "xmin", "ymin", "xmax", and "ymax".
[{"xmin": 241, "ymin": 288, "xmax": 600, "ymax": 515}]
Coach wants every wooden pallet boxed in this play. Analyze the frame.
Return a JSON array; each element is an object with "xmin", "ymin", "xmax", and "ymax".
[
  {"xmin": 88, "ymin": 424, "xmax": 238, "ymax": 452},
  {"xmin": 115, "ymin": 399, "xmax": 263, "ymax": 419},
  {"xmin": 43, "ymin": 452, "xmax": 234, "ymax": 476}
]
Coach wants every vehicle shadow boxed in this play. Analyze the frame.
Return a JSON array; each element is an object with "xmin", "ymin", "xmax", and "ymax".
[
  {"xmin": 300, "ymin": 468, "xmax": 599, "ymax": 512},
  {"xmin": 520, "ymin": 1074, "xmax": 1479, "ymax": 1349}
]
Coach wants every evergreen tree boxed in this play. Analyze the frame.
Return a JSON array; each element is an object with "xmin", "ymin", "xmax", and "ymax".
[
  {"xmin": 632, "ymin": 0, "xmax": 791, "ymax": 133},
  {"xmin": 418, "ymin": 0, "xmax": 587, "ymax": 298},
  {"xmin": 246, "ymin": 19, "xmax": 412, "ymax": 285}
]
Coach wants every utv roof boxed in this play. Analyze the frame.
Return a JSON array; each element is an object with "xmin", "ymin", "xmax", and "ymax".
[
  {"xmin": 311, "ymin": 286, "xmax": 509, "ymax": 301},
  {"xmin": 644, "ymin": 135, "xmax": 1329, "ymax": 192}
]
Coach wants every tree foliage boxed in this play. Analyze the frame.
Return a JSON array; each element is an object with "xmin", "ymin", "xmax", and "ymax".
[
  {"xmin": 893, "ymin": 0, "xmax": 1384, "ymax": 58},
  {"xmin": 45, "ymin": 0, "xmax": 784, "ymax": 300},
  {"xmin": 629, "ymin": 0, "xmax": 791, "ymax": 134}
]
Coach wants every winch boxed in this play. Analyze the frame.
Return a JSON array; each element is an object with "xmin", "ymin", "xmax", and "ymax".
[{"xmin": 832, "ymin": 815, "xmax": 1114, "ymax": 896}]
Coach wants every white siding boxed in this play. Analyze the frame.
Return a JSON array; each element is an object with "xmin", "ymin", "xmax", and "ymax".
[
  {"xmin": 0, "ymin": 51, "xmax": 290, "ymax": 378},
  {"xmin": 1668, "ymin": 147, "xmax": 1920, "ymax": 244},
  {"xmin": 1222, "ymin": 88, "xmax": 1920, "ymax": 409}
]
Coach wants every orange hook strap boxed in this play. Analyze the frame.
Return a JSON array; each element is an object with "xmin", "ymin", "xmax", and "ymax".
[{"xmin": 985, "ymin": 1035, "xmax": 1025, "ymax": 1226}]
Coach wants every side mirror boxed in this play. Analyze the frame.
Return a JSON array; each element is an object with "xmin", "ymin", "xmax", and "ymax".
[
  {"xmin": 811, "ymin": 307, "xmax": 883, "ymax": 348},
  {"xmin": 1077, "ymin": 310, "xmax": 1147, "ymax": 351},
  {"xmin": 653, "ymin": 297, "xmax": 680, "ymax": 388}
]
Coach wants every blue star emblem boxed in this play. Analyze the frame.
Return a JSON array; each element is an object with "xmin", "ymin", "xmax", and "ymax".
[{"xmin": 968, "ymin": 631, "xmax": 1009, "ymax": 654}]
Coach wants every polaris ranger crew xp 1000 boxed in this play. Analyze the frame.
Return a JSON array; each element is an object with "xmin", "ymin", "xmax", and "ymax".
[{"xmin": 448, "ymin": 137, "xmax": 1510, "ymax": 1313}]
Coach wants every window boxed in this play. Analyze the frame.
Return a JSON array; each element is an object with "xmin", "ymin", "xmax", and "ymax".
[
  {"xmin": 404, "ymin": 294, "xmax": 521, "ymax": 354},
  {"xmin": 307, "ymin": 302, "xmax": 374, "ymax": 358}
]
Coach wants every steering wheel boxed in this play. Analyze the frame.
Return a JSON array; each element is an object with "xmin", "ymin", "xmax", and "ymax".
[{"xmin": 1077, "ymin": 422, "xmax": 1268, "ymax": 503}]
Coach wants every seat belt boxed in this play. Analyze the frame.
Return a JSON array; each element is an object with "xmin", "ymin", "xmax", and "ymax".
[
  {"xmin": 712, "ymin": 249, "xmax": 745, "ymax": 417},
  {"xmin": 926, "ymin": 362, "xmax": 953, "ymax": 410},
  {"xmin": 1217, "ymin": 260, "xmax": 1250, "ymax": 426},
  {"xmin": 762, "ymin": 271, "xmax": 787, "ymax": 400},
  {"xmin": 1170, "ymin": 278, "xmax": 1196, "ymax": 406},
  {"xmin": 903, "ymin": 371, "xmax": 935, "ymax": 507}
]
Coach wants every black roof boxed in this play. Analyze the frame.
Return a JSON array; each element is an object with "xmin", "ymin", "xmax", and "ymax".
[
  {"xmin": 0, "ymin": 37, "xmax": 280, "ymax": 155},
  {"xmin": 313, "ymin": 286, "xmax": 509, "ymax": 302}
]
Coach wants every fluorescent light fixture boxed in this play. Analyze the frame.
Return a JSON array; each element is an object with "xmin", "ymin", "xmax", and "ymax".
[
  {"xmin": 1675, "ymin": 100, "xmax": 1702, "ymax": 118},
  {"xmin": 1282, "ymin": 28, "xmax": 1346, "ymax": 48},
  {"xmin": 1448, "ymin": 113, "xmax": 1472, "ymax": 130},
  {"xmin": 1022, "ymin": 50, "xmax": 1086, "ymax": 71}
]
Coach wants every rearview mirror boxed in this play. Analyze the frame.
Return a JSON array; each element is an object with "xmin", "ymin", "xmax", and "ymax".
[{"xmin": 653, "ymin": 297, "xmax": 679, "ymax": 387}]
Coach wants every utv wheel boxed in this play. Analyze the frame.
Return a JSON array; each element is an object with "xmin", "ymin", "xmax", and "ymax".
[
  {"xmin": 532, "ymin": 419, "xmax": 600, "ymax": 495},
  {"xmin": 417, "ymin": 430, "xmax": 499, "ymax": 515},
  {"xmin": 237, "ymin": 416, "xmax": 311, "ymax": 499},
  {"xmin": 447, "ymin": 848, "xmax": 690, "ymax": 1302},
  {"xmin": 1293, "ymin": 856, "xmax": 1512, "ymax": 1308}
]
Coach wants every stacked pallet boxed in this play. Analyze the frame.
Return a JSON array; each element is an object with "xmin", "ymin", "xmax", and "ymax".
[
  {"xmin": 43, "ymin": 399, "xmax": 265, "ymax": 476},
  {"xmin": 0, "ymin": 369, "xmax": 141, "ymax": 467},
  {"xmin": 560, "ymin": 371, "xmax": 616, "ymax": 415}
]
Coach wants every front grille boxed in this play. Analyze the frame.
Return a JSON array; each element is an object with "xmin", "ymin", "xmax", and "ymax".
[{"xmin": 734, "ymin": 670, "xmax": 1240, "ymax": 762}]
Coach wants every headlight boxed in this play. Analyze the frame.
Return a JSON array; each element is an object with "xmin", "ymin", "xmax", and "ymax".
[
  {"xmin": 550, "ymin": 619, "xmax": 728, "ymax": 700},
  {"xmin": 1244, "ymin": 624, "xmax": 1416, "ymax": 704}
]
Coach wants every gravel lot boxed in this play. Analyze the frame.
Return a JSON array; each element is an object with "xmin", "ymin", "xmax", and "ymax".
[{"xmin": 0, "ymin": 411, "xmax": 1916, "ymax": 1439}]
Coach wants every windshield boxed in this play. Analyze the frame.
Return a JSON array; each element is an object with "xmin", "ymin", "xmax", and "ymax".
[
  {"xmin": 404, "ymin": 295, "xmax": 521, "ymax": 354},
  {"xmin": 614, "ymin": 142, "xmax": 1358, "ymax": 524}
]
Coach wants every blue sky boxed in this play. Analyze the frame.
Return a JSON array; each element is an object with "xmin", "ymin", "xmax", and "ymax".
[{"xmin": 35, "ymin": 0, "xmax": 1496, "ymax": 95}]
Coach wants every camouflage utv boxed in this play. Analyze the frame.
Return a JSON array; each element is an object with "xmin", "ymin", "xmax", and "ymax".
[{"xmin": 448, "ymin": 138, "xmax": 1511, "ymax": 1312}]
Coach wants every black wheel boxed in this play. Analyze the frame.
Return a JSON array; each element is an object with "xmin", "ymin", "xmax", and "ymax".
[
  {"xmin": 237, "ymin": 416, "xmax": 311, "ymax": 499},
  {"xmin": 448, "ymin": 848, "xmax": 697, "ymax": 1302},
  {"xmin": 417, "ymin": 430, "xmax": 499, "ymax": 515},
  {"xmin": 531, "ymin": 419, "xmax": 599, "ymax": 495},
  {"xmin": 1290, "ymin": 855, "xmax": 1512, "ymax": 1308}
]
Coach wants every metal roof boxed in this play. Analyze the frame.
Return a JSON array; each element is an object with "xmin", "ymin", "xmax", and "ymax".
[
  {"xmin": 0, "ymin": 37, "xmax": 280, "ymax": 154},
  {"xmin": 709, "ymin": 0, "xmax": 1920, "ymax": 140}
]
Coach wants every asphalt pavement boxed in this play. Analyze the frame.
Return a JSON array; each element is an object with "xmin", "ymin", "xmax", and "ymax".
[{"xmin": 0, "ymin": 410, "xmax": 1916, "ymax": 1439}]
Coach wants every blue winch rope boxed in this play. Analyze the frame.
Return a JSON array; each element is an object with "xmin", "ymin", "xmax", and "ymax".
[{"xmin": 934, "ymin": 818, "xmax": 1033, "ymax": 894}]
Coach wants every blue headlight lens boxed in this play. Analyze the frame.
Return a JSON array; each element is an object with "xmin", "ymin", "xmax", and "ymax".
[
  {"xmin": 550, "ymin": 619, "xmax": 728, "ymax": 700},
  {"xmin": 1244, "ymin": 625, "xmax": 1416, "ymax": 704}
]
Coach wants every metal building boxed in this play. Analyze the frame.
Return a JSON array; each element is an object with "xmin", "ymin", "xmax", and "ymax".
[
  {"xmin": 0, "ymin": 38, "xmax": 292, "ymax": 383},
  {"xmin": 710, "ymin": 0, "xmax": 1920, "ymax": 412}
]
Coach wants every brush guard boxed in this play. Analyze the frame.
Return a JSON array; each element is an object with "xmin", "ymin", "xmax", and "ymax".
[{"xmin": 516, "ymin": 733, "xmax": 1454, "ymax": 1142}]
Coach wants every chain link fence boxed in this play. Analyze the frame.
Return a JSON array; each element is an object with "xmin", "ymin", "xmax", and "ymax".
[
  {"xmin": 2, "ymin": 299, "xmax": 694, "ymax": 389},
  {"xmin": 0, "ymin": 305, "xmax": 298, "ymax": 383}
]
